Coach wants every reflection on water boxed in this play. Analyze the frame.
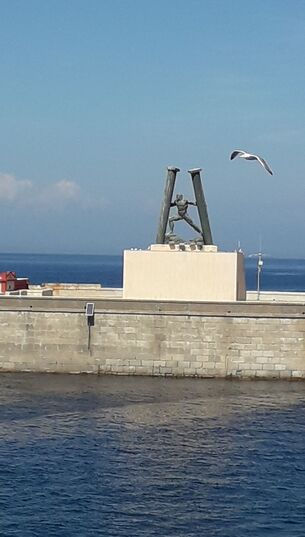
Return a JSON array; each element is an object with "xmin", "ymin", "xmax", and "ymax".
[{"xmin": 1, "ymin": 374, "xmax": 305, "ymax": 536}]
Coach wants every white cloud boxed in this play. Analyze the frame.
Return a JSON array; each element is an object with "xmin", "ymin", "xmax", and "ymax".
[
  {"xmin": 36, "ymin": 179, "xmax": 81, "ymax": 206},
  {"xmin": 0, "ymin": 171, "xmax": 106, "ymax": 210},
  {"xmin": 53, "ymin": 180, "xmax": 81, "ymax": 200},
  {"xmin": 0, "ymin": 173, "xmax": 32, "ymax": 201}
]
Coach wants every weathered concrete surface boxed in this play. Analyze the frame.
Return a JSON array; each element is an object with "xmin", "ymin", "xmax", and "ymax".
[
  {"xmin": 6, "ymin": 288, "xmax": 303, "ymax": 302},
  {"xmin": 246, "ymin": 290, "xmax": 305, "ymax": 303},
  {"xmin": 0, "ymin": 296, "xmax": 304, "ymax": 379},
  {"xmin": 42, "ymin": 284, "xmax": 123, "ymax": 299}
]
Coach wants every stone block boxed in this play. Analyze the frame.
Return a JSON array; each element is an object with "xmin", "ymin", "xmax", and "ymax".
[
  {"xmin": 262, "ymin": 363, "xmax": 275, "ymax": 370},
  {"xmin": 291, "ymin": 370, "xmax": 305, "ymax": 378},
  {"xmin": 279, "ymin": 370, "xmax": 292, "ymax": 379}
]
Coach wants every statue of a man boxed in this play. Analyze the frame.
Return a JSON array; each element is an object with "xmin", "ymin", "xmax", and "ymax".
[{"xmin": 169, "ymin": 194, "xmax": 203, "ymax": 236}]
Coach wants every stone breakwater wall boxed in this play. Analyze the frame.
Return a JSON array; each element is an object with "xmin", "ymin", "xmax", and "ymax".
[{"xmin": 0, "ymin": 297, "xmax": 305, "ymax": 379}]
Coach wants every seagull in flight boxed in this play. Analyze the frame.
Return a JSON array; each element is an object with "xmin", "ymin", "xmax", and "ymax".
[{"xmin": 230, "ymin": 150, "xmax": 273, "ymax": 175}]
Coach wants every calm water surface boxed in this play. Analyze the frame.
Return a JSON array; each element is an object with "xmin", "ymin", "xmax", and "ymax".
[
  {"xmin": 1, "ymin": 374, "xmax": 305, "ymax": 536},
  {"xmin": 0, "ymin": 253, "xmax": 305, "ymax": 291}
]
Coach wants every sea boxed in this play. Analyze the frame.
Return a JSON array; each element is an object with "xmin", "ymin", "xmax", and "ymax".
[
  {"xmin": 1, "ymin": 253, "xmax": 305, "ymax": 536},
  {"xmin": 0, "ymin": 252, "xmax": 305, "ymax": 291}
]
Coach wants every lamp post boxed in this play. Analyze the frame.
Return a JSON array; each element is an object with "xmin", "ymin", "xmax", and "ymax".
[{"xmin": 257, "ymin": 252, "xmax": 263, "ymax": 300}]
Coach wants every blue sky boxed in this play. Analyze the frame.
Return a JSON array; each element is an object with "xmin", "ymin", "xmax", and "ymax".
[{"xmin": 0, "ymin": 0, "xmax": 304, "ymax": 256}]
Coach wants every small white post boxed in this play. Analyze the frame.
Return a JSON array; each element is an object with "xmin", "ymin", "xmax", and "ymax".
[{"xmin": 257, "ymin": 252, "xmax": 263, "ymax": 300}]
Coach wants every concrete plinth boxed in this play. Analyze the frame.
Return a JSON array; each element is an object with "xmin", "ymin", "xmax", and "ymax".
[{"xmin": 123, "ymin": 244, "xmax": 246, "ymax": 302}]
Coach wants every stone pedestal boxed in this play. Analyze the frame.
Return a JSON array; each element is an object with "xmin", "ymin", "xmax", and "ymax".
[{"xmin": 123, "ymin": 244, "xmax": 246, "ymax": 302}]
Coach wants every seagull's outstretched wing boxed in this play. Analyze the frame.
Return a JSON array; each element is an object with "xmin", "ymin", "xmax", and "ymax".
[
  {"xmin": 256, "ymin": 156, "xmax": 273, "ymax": 175},
  {"xmin": 230, "ymin": 150, "xmax": 245, "ymax": 160},
  {"xmin": 230, "ymin": 149, "xmax": 274, "ymax": 175}
]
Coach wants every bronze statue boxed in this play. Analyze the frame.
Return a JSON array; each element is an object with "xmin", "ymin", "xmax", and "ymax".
[
  {"xmin": 156, "ymin": 167, "xmax": 213, "ymax": 245},
  {"xmin": 169, "ymin": 194, "xmax": 203, "ymax": 236}
]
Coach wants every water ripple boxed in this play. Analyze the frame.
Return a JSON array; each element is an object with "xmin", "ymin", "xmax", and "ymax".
[{"xmin": 1, "ymin": 374, "xmax": 305, "ymax": 536}]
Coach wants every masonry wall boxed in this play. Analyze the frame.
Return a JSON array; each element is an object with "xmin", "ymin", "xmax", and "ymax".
[{"xmin": 0, "ymin": 297, "xmax": 304, "ymax": 379}]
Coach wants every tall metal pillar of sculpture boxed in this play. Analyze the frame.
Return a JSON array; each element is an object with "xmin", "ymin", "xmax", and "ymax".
[
  {"xmin": 156, "ymin": 166, "xmax": 180, "ymax": 244},
  {"xmin": 188, "ymin": 168, "xmax": 213, "ymax": 245}
]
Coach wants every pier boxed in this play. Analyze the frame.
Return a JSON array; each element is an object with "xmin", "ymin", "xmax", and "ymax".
[{"xmin": 0, "ymin": 294, "xmax": 304, "ymax": 379}]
